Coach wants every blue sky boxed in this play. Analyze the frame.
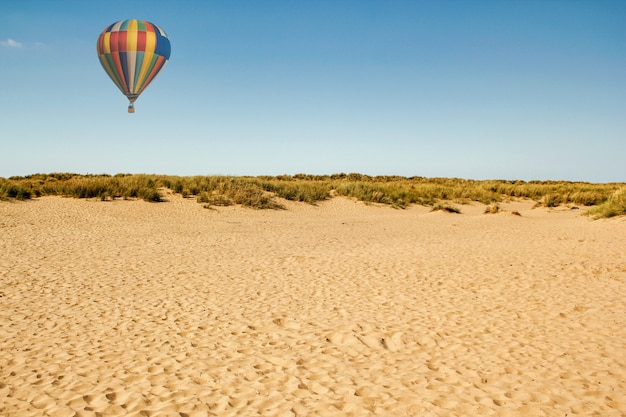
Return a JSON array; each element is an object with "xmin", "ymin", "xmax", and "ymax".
[{"xmin": 1, "ymin": 0, "xmax": 624, "ymax": 182}]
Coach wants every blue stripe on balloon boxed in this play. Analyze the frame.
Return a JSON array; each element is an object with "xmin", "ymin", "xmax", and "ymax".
[
  {"xmin": 154, "ymin": 30, "xmax": 171, "ymax": 59},
  {"xmin": 119, "ymin": 51, "xmax": 129, "ymax": 94}
]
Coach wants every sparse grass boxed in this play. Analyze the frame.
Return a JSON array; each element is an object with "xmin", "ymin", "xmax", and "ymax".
[
  {"xmin": 178, "ymin": 177, "xmax": 286, "ymax": 209},
  {"xmin": 1, "ymin": 173, "xmax": 163, "ymax": 202},
  {"xmin": 431, "ymin": 203, "xmax": 461, "ymax": 213},
  {"xmin": 0, "ymin": 180, "xmax": 32, "ymax": 200},
  {"xmin": 584, "ymin": 188, "xmax": 626, "ymax": 219},
  {"xmin": 197, "ymin": 192, "xmax": 234, "ymax": 207},
  {"xmin": 485, "ymin": 203, "xmax": 500, "ymax": 214},
  {"xmin": 260, "ymin": 179, "xmax": 331, "ymax": 204},
  {"xmin": 1, "ymin": 173, "xmax": 624, "ymax": 217},
  {"xmin": 536, "ymin": 193, "xmax": 562, "ymax": 208}
]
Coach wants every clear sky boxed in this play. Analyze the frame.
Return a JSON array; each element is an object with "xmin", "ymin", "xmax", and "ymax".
[{"xmin": 1, "ymin": 0, "xmax": 624, "ymax": 182}]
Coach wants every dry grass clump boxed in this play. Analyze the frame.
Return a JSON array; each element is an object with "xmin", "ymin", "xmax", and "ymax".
[
  {"xmin": 484, "ymin": 203, "xmax": 500, "ymax": 214},
  {"xmin": 0, "ymin": 179, "xmax": 32, "ymax": 200},
  {"xmin": 161, "ymin": 176, "xmax": 287, "ymax": 209},
  {"xmin": 536, "ymin": 193, "xmax": 563, "ymax": 208},
  {"xmin": 585, "ymin": 188, "xmax": 626, "ymax": 219},
  {"xmin": 0, "ymin": 173, "xmax": 162, "ymax": 202},
  {"xmin": 431, "ymin": 203, "xmax": 461, "ymax": 214},
  {"xmin": 197, "ymin": 192, "xmax": 234, "ymax": 207},
  {"xmin": 330, "ymin": 176, "xmax": 499, "ymax": 208},
  {"xmin": 2, "ymin": 173, "xmax": 624, "ymax": 217},
  {"xmin": 258, "ymin": 178, "xmax": 331, "ymax": 203},
  {"xmin": 484, "ymin": 180, "xmax": 611, "ymax": 207}
]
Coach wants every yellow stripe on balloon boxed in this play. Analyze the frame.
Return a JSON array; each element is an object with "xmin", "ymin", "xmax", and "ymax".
[
  {"xmin": 102, "ymin": 32, "xmax": 111, "ymax": 54},
  {"xmin": 137, "ymin": 51, "xmax": 153, "ymax": 92},
  {"xmin": 127, "ymin": 20, "xmax": 138, "ymax": 53},
  {"xmin": 145, "ymin": 29, "xmax": 156, "ymax": 55},
  {"xmin": 138, "ymin": 31, "xmax": 156, "ymax": 87}
]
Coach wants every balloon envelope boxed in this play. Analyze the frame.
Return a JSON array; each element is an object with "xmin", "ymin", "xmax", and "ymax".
[{"xmin": 97, "ymin": 19, "xmax": 171, "ymax": 112}]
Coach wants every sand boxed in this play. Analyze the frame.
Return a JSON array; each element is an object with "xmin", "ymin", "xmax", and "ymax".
[{"xmin": 1, "ymin": 194, "xmax": 625, "ymax": 417}]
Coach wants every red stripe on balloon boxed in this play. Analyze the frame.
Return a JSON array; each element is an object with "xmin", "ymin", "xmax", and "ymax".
[
  {"xmin": 137, "ymin": 31, "xmax": 146, "ymax": 51},
  {"xmin": 110, "ymin": 31, "xmax": 119, "ymax": 52},
  {"xmin": 117, "ymin": 31, "xmax": 127, "ymax": 52}
]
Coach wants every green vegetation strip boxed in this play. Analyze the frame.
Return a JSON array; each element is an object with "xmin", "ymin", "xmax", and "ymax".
[{"xmin": 1, "ymin": 173, "xmax": 624, "ymax": 218}]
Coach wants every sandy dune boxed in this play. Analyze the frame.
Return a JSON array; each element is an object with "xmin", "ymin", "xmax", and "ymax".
[{"xmin": 1, "ymin": 195, "xmax": 625, "ymax": 416}]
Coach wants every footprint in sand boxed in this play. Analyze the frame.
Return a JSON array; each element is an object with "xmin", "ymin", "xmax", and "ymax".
[{"xmin": 272, "ymin": 317, "xmax": 301, "ymax": 330}]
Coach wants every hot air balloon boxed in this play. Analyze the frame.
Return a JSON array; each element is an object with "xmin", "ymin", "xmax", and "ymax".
[{"xmin": 96, "ymin": 19, "xmax": 171, "ymax": 113}]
